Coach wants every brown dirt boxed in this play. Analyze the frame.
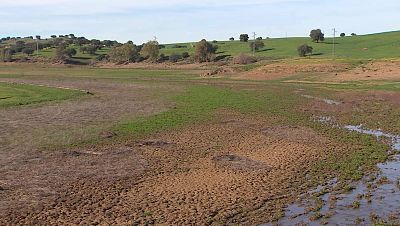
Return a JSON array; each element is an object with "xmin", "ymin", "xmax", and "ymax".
[
  {"xmin": 235, "ymin": 61, "xmax": 349, "ymax": 81},
  {"xmin": 1, "ymin": 110, "xmax": 345, "ymax": 225},
  {"xmin": 324, "ymin": 60, "xmax": 400, "ymax": 82}
]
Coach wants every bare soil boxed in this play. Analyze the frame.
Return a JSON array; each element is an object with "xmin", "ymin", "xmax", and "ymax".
[
  {"xmin": 1, "ymin": 110, "xmax": 345, "ymax": 225},
  {"xmin": 235, "ymin": 61, "xmax": 349, "ymax": 81},
  {"xmin": 325, "ymin": 60, "xmax": 400, "ymax": 82}
]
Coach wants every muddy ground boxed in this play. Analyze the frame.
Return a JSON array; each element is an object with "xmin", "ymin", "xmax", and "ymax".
[{"xmin": 0, "ymin": 61, "xmax": 399, "ymax": 225}]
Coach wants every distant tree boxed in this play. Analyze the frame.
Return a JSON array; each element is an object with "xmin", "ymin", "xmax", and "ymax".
[
  {"xmin": 51, "ymin": 35, "xmax": 57, "ymax": 38},
  {"xmin": 256, "ymin": 37, "xmax": 263, "ymax": 40},
  {"xmin": 22, "ymin": 48, "xmax": 35, "ymax": 55},
  {"xmin": 64, "ymin": 48, "xmax": 77, "ymax": 58},
  {"xmin": 91, "ymin": 39, "xmax": 101, "ymax": 46},
  {"xmin": 297, "ymin": 44, "xmax": 313, "ymax": 57},
  {"xmin": 102, "ymin": 40, "xmax": 114, "ymax": 47},
  {"xmin": 79, "ymin": 46, "xmax": 87, "ymax": 53},
  {"xmin": 54, "ymin": 44, "xmax": 69, "ymax": 61},
  {"xmin": 182, "ymin": 52, "xmax": 190, "ymax": 58},
  {"xmin": 126, "ymin": 40, "xmax": 134, "ymax": 45},
  {"xmin": 169, "ymin": 53, "xmax": 182, "ymax": 63},
  {"xmin": 194, "ymin": 39, "xmax": 217, "ymax": 63},
  {"xmin": 212, "ymin": 40, "xmax": 218, "ymax": 43},
  {"xmin": 140, "ymin": 41, "xmax": 159, "ymax": 62},
  {"xmin": 340, "ymin": 33, "xmax": 346, "ymax": 37},
  {"xmin": 108, "ymin": 44, "xmax": 139, "ymax": 63},
  {"xmin": 74, "ymin": 37, "xmax": 89, "ymax": 46},
  {"xmin": 240, "ymin": 34, "xmax": 249, "ymax": 42},
  {"xmin": 0, "ymin": 48, "xmax": 13, "ymax": 62},
  {"xmin": 69, "ymin": 34, "xmax": 76, "ymax": 39},
  {"xmin": 229, "ymin": 37, "xmax": 235, "ymax": 41},
  {"xmin": 35, "ymin": 35, "xmax": 41, "ymax": 40},
  {"xmin": 309, "ymin": 29, "xmax": 325, "ymax": 43},
  {"xmin": 86, "ymin": 45, "xmax": 98, "ymax": 55},
  {"xmin": 249, "ymin": 40, "xmax": 265, "ymax": 52},
  {"xmin": 51, "ymin": 38, "xmax": 64, "ymax": 47},
  {"xmin": 351, "ymin": 33, "xmax": 357, "ymax": 36}
]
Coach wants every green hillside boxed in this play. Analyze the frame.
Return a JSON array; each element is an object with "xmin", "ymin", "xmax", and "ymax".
[
  {"xmin": 160, "ymin": 31, "xmax": 400, "ymax": 59},
  {"xmin": 1, "ymin": 31, "xmax": 399, "ymax": 64}
]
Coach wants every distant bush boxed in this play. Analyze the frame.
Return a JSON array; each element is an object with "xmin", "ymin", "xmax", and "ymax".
[
  {"xmin": 169, "ymin": 53, "xmax": 182, "ymax": 63},
  {"xmin": 171, "ymin": 44, "xmax": 185, "ymax": 48},
  {"xmin": 212, "ymin": 40, "xmax": 218, "ymax": 43},
  {"xmin": 0, "ymin": 48, "xmax": 13, "ymax": 62},
  {"xmin": 233, "ymin": 53, "xmax": 256, "ymax": 65},
  {"xmin": 158, "ymin": 53, "xmax": 168, "ymax": 63},
  {"xmin": 22, "ymin": 48, "xmax": 35, "ymax": 55},
  {"xmin": 96, "ymin": 54, "xmax": 107, "ymax": 61},
  {"xmin": 351, "ymin": 33, "xmax": 357, "ymax": 36},
  {"xmin": 181, "ymin": 52, "xmax": 190, "ymax": 58},
  {"xmin": 194, "ymin": 39, "xmax": 217, "ymax": 63},
  {"xmin": 109, "ymin": 44, "xmax": 139, "ymax": 63},
  {"xmin": 340, "ymin": 33, "xmax": 346, "ymax": 37},
  {"xmin": 297, "ymin": 44, "xmax": 313, "ymax": 57},
  {"xmin": 140, "ymin": 41, "xmax": 159, "ymax": 62},
  {"xmin": 256, "ymin": 37, "xmax": 263, "ymax": 40},
  {"xmin": 64, "ymin": 48, "xmax": 77, "ymax": 58},
  {"xmin": 229, "ymin": 37, "xmax": 234, "ymax": 41},
  {"xmin": 249, "ymin": 40, "xmax": 265, "ymax": 52}
]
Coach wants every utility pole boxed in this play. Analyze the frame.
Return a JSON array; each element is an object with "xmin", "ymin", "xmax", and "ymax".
[
  {"xmin": 252, "ymin": 32, "xmax": 256, "ymax": 56},
  {"xmin": 36, "ymin": 38, "xmax": 39, "ymax": 56},
  {"xmin": 332, "ymin": 28, "xmax": 337, "ymax": 59}
]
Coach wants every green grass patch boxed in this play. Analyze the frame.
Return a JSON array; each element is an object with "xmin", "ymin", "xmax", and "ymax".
[
  {"xmin": 0, "ymin": 82, "xmax": 85, "ymax": 108},
  {"xmin": 116, "ymin": 83, "xmax": 305, "ymax": 137}
]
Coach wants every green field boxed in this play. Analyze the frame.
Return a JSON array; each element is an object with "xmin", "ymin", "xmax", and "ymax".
[
  {"xmin": 3, "ymin": 31, "xmax": 399, "ymax": 65},
  {"xmin": 160, "ymin": 31, "xmax": 400, "ymax": 59},
  {"xmin": 0, "ymin": 82, "xmax": 85, "ymax": 108}
]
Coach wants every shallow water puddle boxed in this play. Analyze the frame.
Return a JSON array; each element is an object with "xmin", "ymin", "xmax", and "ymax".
[
  {"xmin": 300, "ymin": 94, "xmax": 341, "ymax": 105},
  {"xmin": 265, "ymin": 123, "xmax": 400, "ymax": 225}
]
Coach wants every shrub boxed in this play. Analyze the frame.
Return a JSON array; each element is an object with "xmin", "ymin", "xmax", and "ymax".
[
  {"xmin": 249, "ymin": 40, "xmax": 265, "ymax": 52},
  {"xmin": 0, "ymin": 48, "xmax": 13, "ymax": 62},
  {"xmin": 182, "ymin": 52, "xmax": 190, "ymax": 58},
  {"xmin": 140, "ymin": 41, "xmax": 159, "ymax": 62},
  {"xmin": 340, "ymin": 33, "xmax": 346, "ymax": 37},
  {"xmin": 109, "ymin": 44, "xmax": 139, "ymax": 63},
  {"xmin": 96, "ymin": 54, "xmax": 107, "ymax": 61},
  {"xmin": 22, "ymin": 48, "xmax": 35, "ymax": 55},
  {"xmin": 229, "ymin": 37, "xmax": 234, "ymax": 41},
  {"xmin": 233, "ymin": 53, "xmax": 256, "ymax": 65},
  {"xmin": 194, "ymin": 39, "xmax": 217, "ymax": 63},
  {"xmin": 169, "ymin": 53, "xmax": 182, "ymax": 63},
  {"xmin": 297, "ymin": 44, "xmax": 313, "ymax": 57}
]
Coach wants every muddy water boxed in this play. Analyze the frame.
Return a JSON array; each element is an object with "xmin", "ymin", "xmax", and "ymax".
[{"xmin": 266, "ymin": 124, "xmax": 400, "ymax": 225}]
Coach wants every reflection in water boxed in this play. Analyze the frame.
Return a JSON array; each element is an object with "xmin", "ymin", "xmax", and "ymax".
[{"xmin": 266, "ymin": 123, "xmax": 400, "ymax": 225}]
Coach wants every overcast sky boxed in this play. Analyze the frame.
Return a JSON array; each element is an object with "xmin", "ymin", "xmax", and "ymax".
[{"xmin": 1, "ymin": 0, "xmax": 399, "ymax": 43}]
